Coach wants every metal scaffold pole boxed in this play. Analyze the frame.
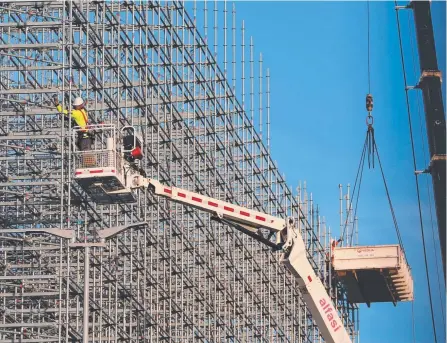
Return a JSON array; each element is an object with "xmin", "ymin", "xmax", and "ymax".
[
  {"xmin": 83, "ymin": 246, "xmax": 90, "ymax": 343},
  {"xmin": 0, "ymin": 1, "xmax": 358, "ymax": 342}
]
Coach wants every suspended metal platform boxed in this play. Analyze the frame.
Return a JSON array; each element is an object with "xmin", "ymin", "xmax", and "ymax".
[{"xmin": 332, "ymin": 245, "xmax": 413, "ymax": 306}]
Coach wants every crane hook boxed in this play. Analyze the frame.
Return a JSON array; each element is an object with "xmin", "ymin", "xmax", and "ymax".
[
  {"xmin": 366, "ymin": 93, "xmax": 373, "ymax": 112},
  {"xmin": 365, "ymin": 93, "xmax": 374, "ymax": 129}
]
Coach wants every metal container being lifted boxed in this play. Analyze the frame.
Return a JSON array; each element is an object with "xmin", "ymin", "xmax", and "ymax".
[{"xmin": 332, "ymin": 244, "xmax": 413, "ymax": 306}]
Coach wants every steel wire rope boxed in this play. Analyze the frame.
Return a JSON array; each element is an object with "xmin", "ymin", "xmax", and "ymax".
[
  {"xmin": 373, "ymin": 140, "xmax": 404, "ymax": 250},
  {"xmin": 394, "ymin": 2, "xmax": 438, "ymax": 342},
  {"xmin": 340, "ymin": 135, "xmax": 368, "ymax": 243},
  {"xmin": 348, "ymin": 144, "xmax": 367, "ymax": 246},
  {"xmin": 411, "ymin": 299, "xmax": 416, "ymax": 343},
  {"xmin": 341, "ymin": 0, "xmax": 371, "ymax": 244},
  {"xmin": 367, "ymin": 0, "xmax": 371, "ymax": 94},
  {"xmin": 407, "ymin": 11, "xmax": 446, "ymax": 325}
]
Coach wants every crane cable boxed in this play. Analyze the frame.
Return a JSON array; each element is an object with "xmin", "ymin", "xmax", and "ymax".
[
  {"xmin": 367, "ymin": 0, "xmax": 371, "ymax": 93},
  {"xmin": 339, "ymin": 135, "xmax": 366, "ymax": 245},
  {"xmin": 373, "ymin": 140, "xmax": 405, "ymax": 251},
  {"xmin": 340, "ymin": 128, "xmax": 406, "ymax": 254},
  {"xmin": 394, "ymin": 2, "xmax": 438, "ymax": 342},
  {"xmin": 339, "ymin": 1, "xmax": 372, "ymax": 245},
  {"xmin": 340, "ymin": 1, "xmax": 406, "ymax": 254}
]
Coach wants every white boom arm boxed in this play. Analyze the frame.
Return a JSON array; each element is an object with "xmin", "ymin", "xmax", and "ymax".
[{"xmin": 144, "ymin": 178, "xmax": 352, "ymax": 343}]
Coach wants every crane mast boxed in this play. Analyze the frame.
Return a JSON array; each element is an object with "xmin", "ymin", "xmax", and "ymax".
[
  {"xmin": 410, "ymin": 0, "xmax": 446, "ymax": 278},
  {"xmin": 143, "ymin": 178, "xmax": 353, "ymax": 343}
]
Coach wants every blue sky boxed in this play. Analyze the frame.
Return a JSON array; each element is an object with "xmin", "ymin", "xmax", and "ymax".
[{"xmin": 224, "ymin": 1, "xmax": 446, "ymax": 343}]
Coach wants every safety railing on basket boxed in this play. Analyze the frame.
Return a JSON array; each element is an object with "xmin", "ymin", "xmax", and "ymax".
[
  {"xmin": 72, "ymin": 124, "xmax": 118, "ymax": 152},
  {"xmin": 115, "ymin": 151, "xmax": 122, "ymax": 173},
  {"xmin": 75, "ymin": 151, "xmax": 116, "ymax": 169}
]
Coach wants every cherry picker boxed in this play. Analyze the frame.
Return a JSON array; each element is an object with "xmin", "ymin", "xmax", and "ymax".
[{"xmin": 72, "ymin": 124, "xmax": 414, "ymax": 343}]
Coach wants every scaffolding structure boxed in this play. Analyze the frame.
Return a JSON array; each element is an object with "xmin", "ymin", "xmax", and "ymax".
[{"xmin": 0, "ymin": 1, "xmax": 359, "ymax": 342}]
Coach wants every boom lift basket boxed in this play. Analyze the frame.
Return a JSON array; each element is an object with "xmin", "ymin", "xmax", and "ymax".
[
  {"xmin": 72, "ymin": 124, "xmax": 140, "ymax": 204},
  {"xmin": 332, "ymin": 244, "xmax": 414, "ymax": 305}
]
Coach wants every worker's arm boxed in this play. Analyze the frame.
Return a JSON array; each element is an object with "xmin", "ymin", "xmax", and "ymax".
[
  {"xmin": 53, "ymin": 95, "xmax": 69, "ymax": 115},
  {"xmin": 56, "ymin": 104, "xmax": 69, "ymax": 115}
]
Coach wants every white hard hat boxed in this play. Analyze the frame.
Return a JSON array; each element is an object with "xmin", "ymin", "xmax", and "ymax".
[{"xmin": 73, "ymin": 97, "xmax": 84, "ymax": 106}]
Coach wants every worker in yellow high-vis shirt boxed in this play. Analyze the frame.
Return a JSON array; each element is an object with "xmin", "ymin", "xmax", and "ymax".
[{"xmin": 53, "ymin": 95, "xmax": 92, "ymax": 151}]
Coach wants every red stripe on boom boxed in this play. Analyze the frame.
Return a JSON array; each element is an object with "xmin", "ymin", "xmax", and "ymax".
[
  {"xmin": 192, "ymin": 197, "xmax": 202, "ymax": 203},
  {"xmin": 224, "ymin": 206, "xmax": 234, "ymax": 212},
  {"xmin": 89, "ymin": 169, "xmax": 103, "ymax": 174},
  {"xmin": 164, "ymin": 188, "xmax": 172, "ymax": 194},
  {"xmin": 208, "ymin": 201, "xmax": 218, "ymax": 207},
  {"xmin": 240, "ymin": 211, "xmax": 250, "ymax": 217},
  {"xmin": 178, "ymin": 192, "xmax": 186, "ymax": 198},
  {"xmin": 255, "ymin": 216, "xmax": 266, "ymax": 222}
]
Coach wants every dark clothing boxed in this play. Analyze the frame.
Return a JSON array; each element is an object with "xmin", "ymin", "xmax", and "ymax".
[
  {"xmin": 123, "ymin": 135, "xmax": 136, "ymax": 151},
  {"xmin": 77, "ymin": 132, "xmax": 93, "ymax": 151},
  {"xmin": 123, "ymin": 135, "xmax": 143, "ymax": 162}
]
